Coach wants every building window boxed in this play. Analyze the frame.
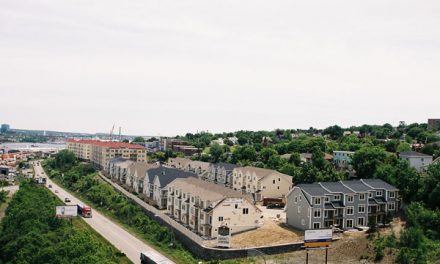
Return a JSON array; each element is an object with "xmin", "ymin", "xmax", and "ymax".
[
  {"xmin": 346, "ymin": 219, "xmax": 353, "ymax": 228},
  {"xmin": 369, "ymin": 192, "xmax": 373, "ymax": 198},
  {"xmin": 376, "ymin": 191, "xmax": 383, "ymax": 196},
  {"xmin": 388, "ymin": 203, "xmax": 395, "ymax": 211},
  {"xmin": 273, "ymin": 180, "xmax": 275, "ymax": 184},
  {"xmin": 347, "ymin": 206, "xmax": 354, "ymax": 215},
  {"xmin": 313, "ymin": 222, "xmax": 321, "ymax": 229},
  {"xmin": 334, "ymin": 195, "xmax": 341, "ymax": 201},
  {"xmin": 219, "ymin": 216, "xmax": 223, "ymax": 221},
  {"xmin": 347, "ymin": 195, "xmax": 354, "ymax": 203},
  {"xmin": 314, "ymin": 208, "xmax": 321, "ymax": 218},
  {"xmin": 299, "ymin": 195, "xmax": 302, "ymax": 201},
  {"xmin": 295, "ymin": 197, "xmax": 298, "ymax": 203},
  {"xmin": 277, "ymin": 186, "xmax": 280, "ymax": 189},
  {"xmin": 315, "ymin": 197, "xmax": 321, "ymax": 205},
  {"xmin": 324, "ymin": 210, "xmax": 329, "ymax": 218},
  {"xmin": 358, "ymin": 217, "xmax": 365, "ymax": 226},
  {"xmin": 235, "ymin": 204, "xmax": 238, "ymax": 209},
  {"xmin": 359, "ymin": 194, "xmax": 365, "ymax": 200},
  {"xmin": 278, "ymin": 178, "xmax": 281, "ymax": 181},
  {"xmin": 358, "ymin": 204, "xmax": 365, "ymax": 213},
  {"xmin": 325, "ymin": 196, "xmax": 330, "ymax": 203},
  {"xmin": 389, "ymin": 191, "xmax": 395, "ymax": 198},
  {"xmin": 243, "ymin": 208, "xmax": 249, "ymax": 214}
]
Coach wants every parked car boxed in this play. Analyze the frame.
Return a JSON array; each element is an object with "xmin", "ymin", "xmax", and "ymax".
[
  {"xmin": 54, "ymin": 190, "xmax": 59, "ymax": 193},
  {"xmin": 48, "ymin": 184, "xmax": 52, "ymax": 188},
  {"xmin": 64, "ymin": 197, "xmax": 71, "ymax": 202},
  {"xmin": 267, "ymin": 202, "xmax": 284, "ymax": 209}
]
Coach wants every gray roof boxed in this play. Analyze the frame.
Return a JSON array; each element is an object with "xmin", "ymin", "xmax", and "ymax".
[
  {"xmin": 341, "ymin": 180, "xmax": 371, "ymax": 192},
  {"xmin": 149, "ymin": 166, "xmax": 197, "ymax": 187},
  {"xmin": 319, "ymin": 182, "xmax": 355, "ymax": 194},
  {"xmin": 361, "ymin": 179, "xmax": 399, "ymax": 191},
  {"xmin": 211, "ymin": 162, "xmax": 237, "ymax": 171},
  {"xmin": 296, "ymin": 184, "xmax": 330, "ymax": 196},
  {"xmin": 399, "ymin": 151, "xmax": 432, "ymax": 158}
]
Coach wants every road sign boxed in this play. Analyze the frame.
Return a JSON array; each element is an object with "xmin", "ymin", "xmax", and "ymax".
[
  {"xmin": 304, "ymin": 229, "xmax": 332, "ymax": 248},
  {"xmin": 56, "ymin": 206, "xmax": 77, "ymax": 218},
  {"xmin": 217, "ymin": 225, "xmax": 231, "ymax": 248}
]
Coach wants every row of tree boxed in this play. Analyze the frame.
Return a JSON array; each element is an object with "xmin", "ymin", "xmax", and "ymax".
[{"xmin": 0, "ymin": 181, "xmax": 126, "ymax": 264}]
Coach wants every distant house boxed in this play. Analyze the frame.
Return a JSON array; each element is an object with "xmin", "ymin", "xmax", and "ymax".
[
  {"xmin": 286, "ymin": 179, "xmax": 400, "ymax": 230},
  {"xmin": 399, "ymin": 151, "xmax": 433, "ymax": 172},
  {"xmin": 210, "ymin": 138, "xmax": 225, "ymax": 146},
  {"xmin": 207, "ymin": 162, "xmax": 237, "ymax": 186},
  {"xmin": 333, "ymin": 151, "xmax": 355, "ymax": 169},
  {"xmin": 232, "ymin": 166, "xmax": 293, "ymax": 201}
]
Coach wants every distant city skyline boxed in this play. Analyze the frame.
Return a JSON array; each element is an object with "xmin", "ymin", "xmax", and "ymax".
[{"xmin": 2, "ymin": 1, "xmax": 439, "ymax": 136}]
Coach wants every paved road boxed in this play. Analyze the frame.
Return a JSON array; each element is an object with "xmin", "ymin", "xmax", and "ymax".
[{"xmin": 32, "ymin": 161, "xmax": 175, "ymax": 264}]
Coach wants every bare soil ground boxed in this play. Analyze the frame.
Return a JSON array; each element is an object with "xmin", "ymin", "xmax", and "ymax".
[
  {"xmin": 234, "ymin": 219, "xmax": 404, "ymax": 264},
  {"xmin": 204, "ymin": 218, "xmax": 302, "ymax": 248}
]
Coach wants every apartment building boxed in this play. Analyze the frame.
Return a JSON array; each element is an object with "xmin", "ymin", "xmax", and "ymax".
[
  {"xmin": 399, "ymin": 151, "xmax": 433, "ymax": 172},
  {"xmin": 207, "ymin": 162, "xmax": 237, "ymax": 186},
  {"xmin": 286, "ymin": 179, "xmax": 399, "ymax": 231},
  {"xmin": 67, "ymin": 139, "xmax": 147, "ymax": 169},
  {"xmin": 143, "ymin": 166, "xmax": 197, "ymax": 209},
  {"xmin": 166, "ymin": 177, "xmax": 261, "ymax": 238},
  {"xmin": 66, "ymin": 139, "xmax": 97, "ymax": 160},
  {"xmin": 232, "ymin": 166, "xmax": 293, "ymax": 201}
]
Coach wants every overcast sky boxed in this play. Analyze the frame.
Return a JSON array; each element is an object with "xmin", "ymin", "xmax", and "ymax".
[{"xmin": 1, "ymin": 1, "xmax": 439, "ymax": 136}]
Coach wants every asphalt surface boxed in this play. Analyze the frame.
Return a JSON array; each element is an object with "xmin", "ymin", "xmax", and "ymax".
[{"xmin": 32, "ymin": 161, "xmax": 175, "ymax": 264}]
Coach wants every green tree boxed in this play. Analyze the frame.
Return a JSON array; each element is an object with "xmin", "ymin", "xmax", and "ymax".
[
  {"xmin": 352, "ymin": 146, "xmax": 387, "ymax": 178},
  {"xmin": 132, "ymin": 136, "xmax": 145, "ymax": 143},
  {"xmin": 323, "ymin": 125, "xmax": 344, "ymax": 140},
  {"xmin": 209, "ymin": 143, "xmax": 223, "ymax": 163}
]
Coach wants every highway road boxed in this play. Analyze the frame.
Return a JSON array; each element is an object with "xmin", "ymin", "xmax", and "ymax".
[{"xmin": 32, "ymin": 161, "xmax": 175, "ymax": 264}]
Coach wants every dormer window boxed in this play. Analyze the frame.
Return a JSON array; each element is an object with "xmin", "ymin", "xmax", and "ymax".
[
  {"xmin": 389, "ymin": 191, "xmax": 395, "ymax": 198},
  {"xmin": 314, "ymin": 197, "xmax": 321, "ymax": 205},
  {"xmin": 376, "ymin": 191, "xmax": 383, "ymax": 197}
]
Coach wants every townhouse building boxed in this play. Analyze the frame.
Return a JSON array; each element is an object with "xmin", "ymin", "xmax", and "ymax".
[
  {"xmin": 67, "ymin": 139, "xmax": 147, "ymax": 169},
  {"xmin": 125, "ymin": 162, "xmax": 158, "ymax": 193},
  {"xmin": 107, "ymin": 157, "xmax": 135, "ymax": 183},
  {"xmin": 399, "ymin": 151, "xmax": 433, "ymax": 172},
  {"xmin": 286, "ymin": 179, "xmax": 399, "ymax": 231},
  {"xmin": 232, "ymin": 166, "xmax": 293, "ymax": 201},
  {"xmin": 166, "ymin": 177, "xmax": 261, "ymax": 238},
  {"xmin": 143, "ymin": 166, "xmax": 197, "ymax": 209},
  {"xmin": 207, "ymin": 163, "xmax": 237, "ymax": 186},
  {"xmin": 166, "ymin": 157, "xmax": 210, "ymax": 179}
]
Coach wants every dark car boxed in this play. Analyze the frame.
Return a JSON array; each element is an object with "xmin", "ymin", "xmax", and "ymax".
[
  {"xmin": 64, "ymin": 197, "xmax": 71, "ymax": 203},
  {"xmin": 267, "ymin": 203, "xmax": 285, "ymax": 209}
]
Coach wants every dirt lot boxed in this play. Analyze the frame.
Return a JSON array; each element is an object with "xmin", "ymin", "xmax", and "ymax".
[{"xmin": 242, "ymin": 219, "xmax": 405, "ymax": 264}]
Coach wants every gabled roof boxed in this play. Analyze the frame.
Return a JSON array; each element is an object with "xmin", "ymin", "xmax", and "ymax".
[
  {"xmin": 319, "ymin": 182, "xmax": 355, "ymax": 194},
  {"xmin": 296, "ymin": 183, "xmax": 330, "ymax": 196},
  {"xmin": 235, "ymin": 166, "xmax": 292, "ymax": 182},
  {"xmin": 361, "ymin": 179, "xmax": 399, "ymax": 191},
  {"xmin": 167, "ymin": 177, "xmax": 255, "ymax": 207},
  {"xmin": 341, "ymin": 180, "xmax": 371, "ymax": 192},
  {"xmin": 399, "ymin": 151, "xmax": 432, "ymax": 158},
  {"xmin": 211, "ymin": 162, "xmax": 237, "ymax": 171},
  {"xmin": 129, "ymin": 162, "xmax": 158, "ymax": 180},
  {"xmin": 150, "ymin": 166, "xmax": 197, "ymax": 187}
]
